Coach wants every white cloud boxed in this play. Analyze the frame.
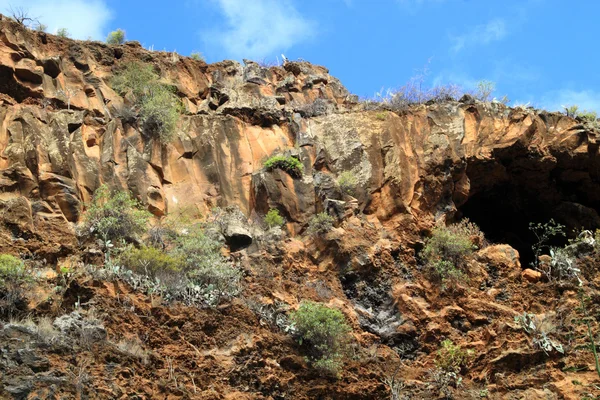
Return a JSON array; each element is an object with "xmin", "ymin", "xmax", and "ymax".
[
  {"xmin": 203, "ymin": 0, "xmax": 315, "ymax": 60},
  {"xmin": 542, "ymin": 89, "xmax": 600, "ymax": 112},
  {"xmin": 450, "ymin": 18, "xmax": 507, "ymax": 52},
  {"xmin": 0, "ymin": 0, "xmax": 112, "ymax": 40}
]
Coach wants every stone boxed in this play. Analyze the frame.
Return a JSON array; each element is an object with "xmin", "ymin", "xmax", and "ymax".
[{"xmin": 522, "ymin": 268, "xmax": 543, "ymax": 283}]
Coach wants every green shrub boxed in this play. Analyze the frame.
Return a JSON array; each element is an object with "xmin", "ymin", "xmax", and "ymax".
[
  {"xmin": 422, "ymin": 220, "xmax": 483, "ymax": 286},
  {"xmin": 579, "ymin": 110, "xmax": 598, "ymax": 123},
  {"xmin": 190, "ymin": 52, "xmax": 204, "ymax": 61},
  {"xmin": 56, "ymin": 28, "xmax": 69, "ymax": 38},
  {"xmin": 307, "ymin": 212, "xmax": 335, "ymax": 236},
  {"xmin": 290, "ymin": 301, "xmax": 351, "ymax": 376},
  {"xmin": 170, "ymin": 225, "xmax": 242, "ymax": 305},
  {"xmin": 0, "ymin": 254, "xmax": 28, "ymax": 318},
  {"xmin": 375, "ymin": 112, "xmax": 387, "ymax": 121},
  {"xmin": 264, "ymin": 209, "xmax": 284, "ymax": 229},
  {"xmin": 435, "ymin": 339, "xmax": 473, "ymax": 373},
  {"xmin": 139, "ymin": 87, "xmax": 180, "ymax": 142},
  {"xmin": 117, "ymin": 246, "xmax": 182, "ymax": 279},
  {"xmin": 0, "ymin": 255, "xmax": 27, "ymax": 286},
  {"xmin": 111, "ymin": 62, "xmax": 180, "ymax": 143},
  {"xmin": 264, "ymin": 155, "xmax": 303, "ymax": 178},
  {"xmin": 337, "ymin": 171, "xmax": 358, "ymax": 195},
  {"xmin": 81, "ymin": 184, "xmax": 151, "ymax": 245},
  {"xmin": 431, "ymin": 260, "xmax": 464, "ymax": 290},
  {"xmin": 106, "ymin": 29, "xmax": 126, "ymax": 45},
  {"xmin": 422, "ymin": 221, "xmax": 481, "ymax": 267}
]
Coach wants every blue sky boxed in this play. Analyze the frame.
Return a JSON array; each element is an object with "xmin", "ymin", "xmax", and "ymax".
[{"xmin": 2, "ymin": 0, "xmax": 599, "ymax": 111}]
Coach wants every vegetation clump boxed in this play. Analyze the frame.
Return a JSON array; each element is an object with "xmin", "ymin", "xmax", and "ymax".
[
  {"xmin": 117, "ymin": 246, "xmax": 182, "ymax": 279},
  {"xmin": 337, "ymin": 171, "xmax": 358, "ymax": 195},
  {"xmin": 307, "ymin": 212, "xmax": 335, "ymax": 236},
  {"xmin": 264, "ymin": 208, "xmax": 285, "ymax": 229},
  {"xmin": 190, "ymin": 52, "xmax": 204, "ymax": 61},
  {"xmin": 111, "ymin": 62, "xmax": 181, "ymax": 143},
  {"xmin": 0, "ymin": 255, "xmax": 27, "ymax": 286},
  {"xmin": 264, "ymin": 155, "xmax": 304, "ymax": 178},
  {"xmin": 435, "ymin": 339, "xmax": 473, "ymax": 373},
  {"xmin": 56, "ymin": 28, "xmax": 70, "ymax": 38},
  {"xmin": 80, "ymin": 184, "xmax": 151, "ymax": 245},
  {"xmin": 421, "ymin": 219, "xmax": 483, "ymax": 288},
  {"xmin": 290, "ymin": 301, "xmax": 351, "ymax": 376},
  {"xmin": 106, "ymin": 29, "xmax": 125, "ymax": 45}
]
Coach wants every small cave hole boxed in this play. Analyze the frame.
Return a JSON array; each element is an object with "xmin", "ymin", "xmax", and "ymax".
[{"xmin": 457, "ymin": 183, "xmax": 572, "ymax": 268}]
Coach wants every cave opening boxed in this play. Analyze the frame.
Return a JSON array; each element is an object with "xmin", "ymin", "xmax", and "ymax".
[{"xmin": 457, "ymin": 183, "xmax": 573, "ymax": 268}]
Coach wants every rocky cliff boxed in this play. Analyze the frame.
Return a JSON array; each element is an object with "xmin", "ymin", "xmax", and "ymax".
[{"xmin": 1, "ymin": 14, "xmax": 600, "ymax": 400}]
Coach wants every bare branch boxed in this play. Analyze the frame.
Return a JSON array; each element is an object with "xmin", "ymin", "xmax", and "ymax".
[{"xmin": 7, "ymin": 6, "xmax": 40, "ymax": 27}]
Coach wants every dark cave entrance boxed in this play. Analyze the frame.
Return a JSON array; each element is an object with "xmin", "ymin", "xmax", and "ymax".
[
  {"xmin": 456, "ymin": 181, "xmax": 600, "ymax": 268},
  {"xmin": 456, "ymin": 184, "xmax": 556, "ymax": 267}
]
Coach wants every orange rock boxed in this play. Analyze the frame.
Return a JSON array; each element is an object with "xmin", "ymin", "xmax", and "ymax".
[{"xmin": 522, "ymin": 268, "xmax": 543, "ymax": 283}]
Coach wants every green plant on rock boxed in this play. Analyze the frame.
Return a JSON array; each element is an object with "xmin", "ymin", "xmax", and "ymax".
[
  {"xmin": 139, "ymin": 87, "xmax": 180, "ymax": 143},
  {"xmin": 106, "ymin": 29, "xmax": 125, "ymax": 45},
  {"xmin": 81, "ymin": 184, "xmax": 151, "ymax": 245},
  {"xmin": 421, "ymin": 220, "xmax": 482, "ymax": 288},
  {"xmin": 56, "ymin": 28, "xmax": 69, "ymax": 38},
  {"xmin": 170, "ymin": 225, "xmax": 242, "ymax": 305},
  {"xmin": 307, "ymin": 212, "xmax": 335, "ymax": 236},
  {"xmin": 0, "ymin": 254, "xmax": 29, "ymax": 318},
  {"xmin": 111, "ymin": 62, "xmax": 181, "ymax": 143},
  {"xmin": 0, "ymin": 255, "xmax": 27, "ymax": 286},
  {"xmin": 264, "ymin": 155, "xmax": 304, "ymax": 178},
  {"xmin": 290, "ymin": 301, "xmax": 351, "ymax": 376},
  {"xmin": 337, "ymin": 171, "xmax": 358, "ymax": 196},
  {"xmin": 435, "ymin": 339, "xmax": 473, "ymax": 373},
  {"xmin": 264, "ymin": 208, "xmax": 285, "ymax": 229},
  {"xmin": 117, "ymin": 246, "xmax": 182, "ymax": 279},
  {"xmin": 190, "ymin": 52, "xmax": 204, "ymax": 61}
]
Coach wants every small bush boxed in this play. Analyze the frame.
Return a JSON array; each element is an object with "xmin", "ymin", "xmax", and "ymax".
[
  {"xmin": 118, "ymin": 246, "xmax": 182, "ymax": 279},
  {"xmin": 290, "ymin": 301, "xmax": 351, "ymax": 376},
  {"xmin": 307, "ymin": 212, "xmax": 335, "ymax": 236},
  {"xmin": 139, "ymin": 87, "xmax": 180, "ymax": 142},
  {"xmin": 422, "ymin": 220, "xmax": 483, "ymax": 287},
  {"xmin": 170, "ymin": 226, "xmax": 242, "ymax": 306},
  {"xmin": 80, "ymin": 185, "xmax": 151, "ymax": 245},
  {"xmin": 0, "ymin": 255, "xmax": 27, "ymax": 286},
  {"xmin": 264, "ymin": 209, "xmax": 284, "ymax": 229},
  {"xmin": 264, "ymin": 155, "xmax": 303, "ymax": 178},
  {"xmin": 111, "ymin": 62, "xmax": 180, "ymax": 143},
  {"xmin": 0, "ymin": 255, "xmax": 28, "ymax": 318},
  {"xmin": 190, "ymin": 52, "xmax": 204, "ymax": 61},
  {"xmin": 431, "ymin": 260, "xmax": 464, "ymax": 290},
  {"xmin": 337, "ymin": 171, "xmax": 358, "ymax": 195},
  {"xmin": 375, "ymin": 112, "xmax": 387, "ymax": 121},
  {"xmin": 106, "ymin": 29, "xmax": 125, "ymax": 45},
  {"xmin": 56, "ymin": 28, "xmax": 70, "ymax": 38},
  {"xmin": 35, "ymin": 22, "xmax": 47, "ymax": 32},
  {"xmin": 435, "ymin": 339, "xmax": 473, "ymax": 373},
  {"xmin": 422, "ymin": 222, "xmax": 479, "ymax": 267}
]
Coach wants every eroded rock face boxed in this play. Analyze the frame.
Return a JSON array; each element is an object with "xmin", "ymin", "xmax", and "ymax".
[{"xmin": 0, "ymin": 15, "xmax": 599, "ymax": 262}]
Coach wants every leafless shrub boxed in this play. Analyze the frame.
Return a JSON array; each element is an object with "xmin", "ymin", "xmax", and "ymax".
[
  {"xmin": 8, "ymin": 6, "xmax": 39, "ymax": 27},
  {"xmin": 382, "ymin": 363, "xmax": 408, "ymax": 400},
  {"xmin": 115, "ymin": 337, "xmax": 149, "ymax": 364},
  {"xmin": 427, "ymin": 368, "xmax": 462, "ymax": 399}
]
